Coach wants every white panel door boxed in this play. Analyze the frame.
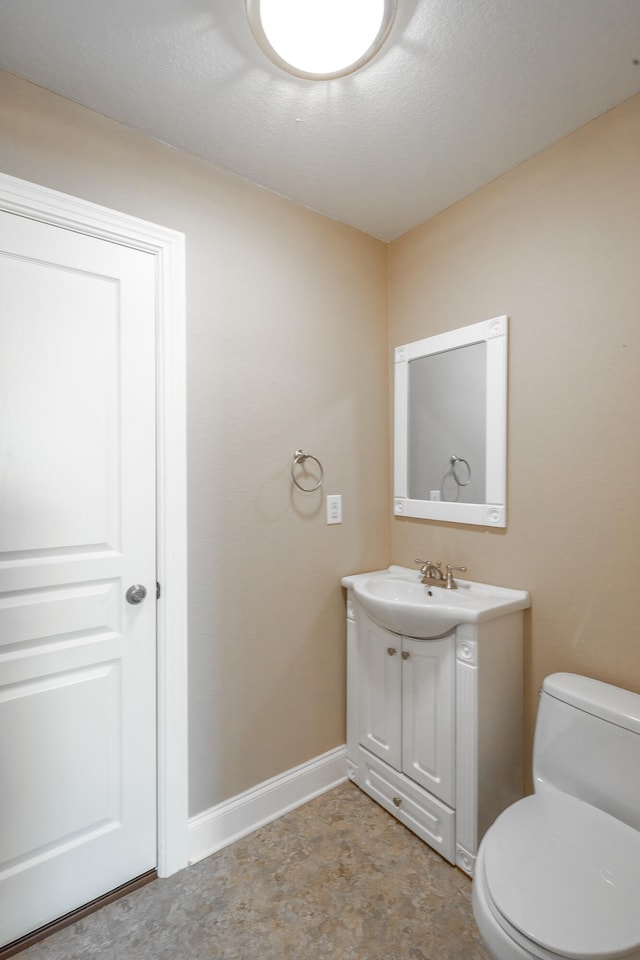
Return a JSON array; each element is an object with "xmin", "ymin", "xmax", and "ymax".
[
  {"xmin": 357, "ymin": 612, "xmax": 402, "ymax": 769},
  {"xmin": 0, "ymin": 210, "xmax": 157, "ymax": 946},
  {"xmin": 401, "ymin": 636, "xmax": 455, "ymax": 806}
]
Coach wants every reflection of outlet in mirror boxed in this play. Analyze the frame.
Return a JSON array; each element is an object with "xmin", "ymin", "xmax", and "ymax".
[{"xmin": 326, "ymin": 494, "xmax": 342, "ymax": 524}]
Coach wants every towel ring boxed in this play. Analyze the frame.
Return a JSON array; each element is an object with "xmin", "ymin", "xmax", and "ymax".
[
  {"xmin": 450, "ymin": 455, "xmax": 471, "ymax": 487},
  {"xmin": 291, "ymin": 449, "xmax": 324, "ymax": 493}
]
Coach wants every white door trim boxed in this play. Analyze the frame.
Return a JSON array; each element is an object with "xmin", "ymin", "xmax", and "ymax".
[{"xmin": 0, "ymin": 172, "xmax": 189, "ymax": 878}]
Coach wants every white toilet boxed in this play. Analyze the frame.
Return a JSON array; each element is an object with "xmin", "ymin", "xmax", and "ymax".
[{"xmin": 473, "ymin": 672, "xmax": 640, "ymax": 960}]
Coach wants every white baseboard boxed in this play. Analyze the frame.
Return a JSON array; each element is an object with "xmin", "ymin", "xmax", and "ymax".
[{"xmin": 188, "ymin": 745, "xmax": 347, "ymax": 865}]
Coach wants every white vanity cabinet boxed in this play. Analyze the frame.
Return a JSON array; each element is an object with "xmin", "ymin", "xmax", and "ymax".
[
  {"xmin": 343, "ymin": 569, "xmax": 528, "ymax": 875},
  {"xmin": 358, "ymin": 614, "xmax": 455, "ymax": 806}
]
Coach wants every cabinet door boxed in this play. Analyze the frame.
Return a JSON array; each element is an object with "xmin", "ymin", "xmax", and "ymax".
[
  {"xmin": 401, "ymin": 636, "xmax": 455, "ymax": 806},
  {"xmin": 357, "ymin": 612, "xmax": 401, "ymax": 769}
]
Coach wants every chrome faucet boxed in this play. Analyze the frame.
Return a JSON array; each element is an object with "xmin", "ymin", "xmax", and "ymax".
[
  {"xmin": 415, "ymin": 559, "xmax": 467, "ymax": 589},
  {"xmin": 415, "ymin": 559, "xmax": 444, "ymax": 583}
]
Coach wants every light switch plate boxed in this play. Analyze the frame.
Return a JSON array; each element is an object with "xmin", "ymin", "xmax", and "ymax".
[{"xmin": 326, "ymin": 494, "xmax": 342, "ymax": 524}]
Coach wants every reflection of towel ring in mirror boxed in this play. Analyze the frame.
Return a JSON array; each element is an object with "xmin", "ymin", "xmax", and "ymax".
[
  {"xmin": 450, "ymin": 455, "xmax": 471, "ymax": 487},
  {"xmin": 291, "ymin": 449, "xmax": 324, "ymax": 492}
]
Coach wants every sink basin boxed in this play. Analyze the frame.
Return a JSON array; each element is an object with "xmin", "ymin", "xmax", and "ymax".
[{"xmin": 343, "ymin": 566, "xmax": 530, "ymax": 639}]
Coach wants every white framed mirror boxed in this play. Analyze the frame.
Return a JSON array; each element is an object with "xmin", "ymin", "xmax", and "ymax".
[{"xmin": 394, "ymin": 316, "xmax": 508, "ymax": 526}]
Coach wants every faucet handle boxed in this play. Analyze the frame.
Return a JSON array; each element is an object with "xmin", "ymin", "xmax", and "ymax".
[
  {"xmin": 415, "ymin": 559, "xmax": 443, "ymax": 579},
  {"xmin": 445, "ymin": 564, "xmax": 467, "ymax": 589}
]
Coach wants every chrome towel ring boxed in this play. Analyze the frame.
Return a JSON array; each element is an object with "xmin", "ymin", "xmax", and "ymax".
[
  {"xmin": 450, "ymin": 455, "xmax": 471, "ymax": 487},
  {"xmin": 291, "ymin": 449, "xmax": 324, "ymax": 492}
]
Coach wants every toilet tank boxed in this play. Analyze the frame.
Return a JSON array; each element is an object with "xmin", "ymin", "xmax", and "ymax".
[{"xmin": 533, "ymin": 672, "xmax": 640, "ymax": 832}]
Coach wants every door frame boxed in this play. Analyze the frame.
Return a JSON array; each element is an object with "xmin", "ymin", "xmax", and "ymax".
[{"xmin": 0, "ymin": 171, "xmax": 189, "ymax": 878}]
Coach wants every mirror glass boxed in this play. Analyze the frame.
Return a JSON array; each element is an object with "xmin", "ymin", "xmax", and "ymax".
[{"xmin": 394, "ymin": 316, "xmax": 507, "ymax": 527}]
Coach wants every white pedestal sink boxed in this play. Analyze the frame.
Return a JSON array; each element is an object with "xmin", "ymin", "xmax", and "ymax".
[{"xmin": 352, "ymin": 566, "xmax": 530, "ymax": 638}]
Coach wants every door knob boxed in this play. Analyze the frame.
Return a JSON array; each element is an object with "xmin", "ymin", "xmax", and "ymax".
[{"xmin": 126, "ymin": 584, "xmax": 147, "ymax": 605}]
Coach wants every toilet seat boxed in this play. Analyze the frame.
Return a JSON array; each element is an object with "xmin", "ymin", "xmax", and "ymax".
[{"xmin": 480, "ymin": 791, "xmax": 640, "ymax": 960}]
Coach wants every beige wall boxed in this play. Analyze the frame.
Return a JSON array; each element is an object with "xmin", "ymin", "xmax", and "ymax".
[
  {"xmin": 388, "ymin": 94, "xmax": 640, "ymax": 768},
  {"xmin": 2, "ymin": 66, "xmax": 638, "ymax": 816},
  {"xmin": 0, "ymin": 70, "xmax": 390, "ymax": 816}
]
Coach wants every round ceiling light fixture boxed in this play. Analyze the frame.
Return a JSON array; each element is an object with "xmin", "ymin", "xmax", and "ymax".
[{"xmin": 247, "ymin": 0, "xmax": 397, "ymax": 80}]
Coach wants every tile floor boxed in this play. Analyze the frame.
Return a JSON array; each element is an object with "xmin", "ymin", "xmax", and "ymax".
[{"xmin": 18, "ymin": 781, "xmax": 491, "ymax": 960}]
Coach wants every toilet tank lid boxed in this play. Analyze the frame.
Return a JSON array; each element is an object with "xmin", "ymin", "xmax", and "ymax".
[{"xmin": 543, "ymin": 673, "xmax": 640, "ymax": 736}]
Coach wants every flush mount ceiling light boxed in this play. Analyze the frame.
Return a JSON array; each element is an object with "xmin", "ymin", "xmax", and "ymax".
[{"xmin": 247, "ymin": 0, "xmax": 397, "ymax": 80}]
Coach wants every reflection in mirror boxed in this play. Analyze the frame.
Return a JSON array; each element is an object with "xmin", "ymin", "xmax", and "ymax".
[
  {"xmin": 408, "ymin": 342, "xmax": 487, "ymax": 504},
  {"xmin": 395, "ymin": 316, "xmax": 507, "ymax": 527}
]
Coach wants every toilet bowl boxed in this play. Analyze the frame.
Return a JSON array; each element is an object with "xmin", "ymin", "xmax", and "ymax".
[{"xmin": 472, "ymin": 673, "xmax": 640, "ymax": 960}]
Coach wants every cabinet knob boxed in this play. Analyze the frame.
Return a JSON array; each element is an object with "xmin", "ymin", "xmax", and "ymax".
[
  {"xmin": 387, "ymin": 647, "xmax": 397, "ymax": 656},
  {"xmin": 392, "ymin": 796, "xmax": 402, "ymax": 807},
  {"xmin": 401, "ymin": 650, "xmax": 410, "ymax": 660}
]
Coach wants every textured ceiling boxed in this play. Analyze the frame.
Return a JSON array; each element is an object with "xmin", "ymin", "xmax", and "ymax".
[{"xmin": 0, "ymin": 0, "xmax": 639, "ymax": 240}]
